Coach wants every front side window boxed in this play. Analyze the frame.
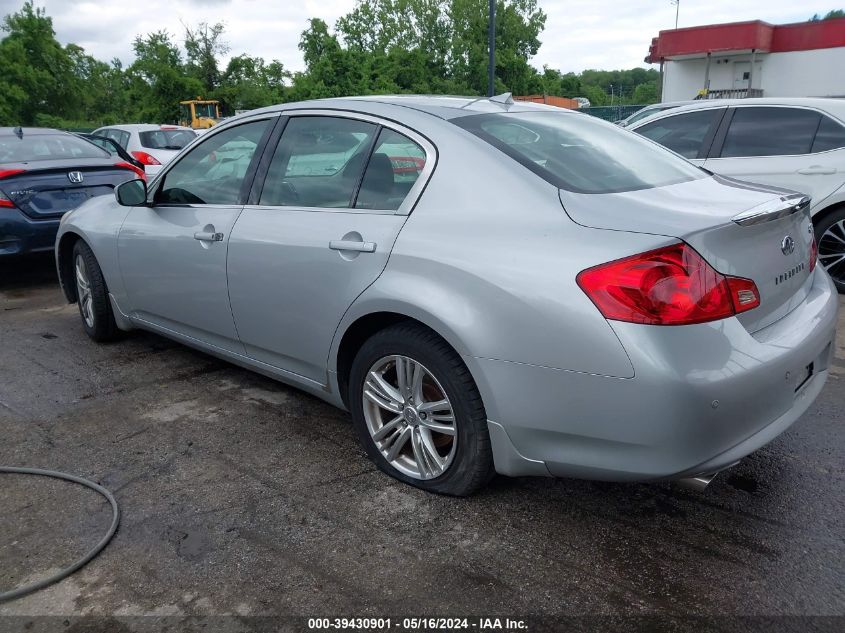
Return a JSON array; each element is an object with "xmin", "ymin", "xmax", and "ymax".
[
  {"xmin": 355, "ymin": 128, "xmax": 426, "ymax": 210},
  {"xmin": 636, "ymin": 109, "xmax": 722, "ymax": 159},
  {"xmin": 720, "ymin": 107, "xmax": 821, "ymax": 158},
  {"xmin": 157, "ymin": 119, "xmax": 270, "ymax": 205},
  {"xmin": 455, "ymin": 111, "xmax": 705, "ymax": 194},
  {"xmin": 259, "ymin": 116, "xmax": 377, "ymax": 208},
  {"xmin": 812, "ymin": 115, "xmax": 845, "ymax": 153}
]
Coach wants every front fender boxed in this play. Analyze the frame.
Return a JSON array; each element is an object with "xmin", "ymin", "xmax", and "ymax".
[{"xmin": 55, "ymin": 195, "xmax": 132, "ymax": 305}]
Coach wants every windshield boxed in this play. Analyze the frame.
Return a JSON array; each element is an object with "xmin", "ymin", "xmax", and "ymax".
[
  {"xmin": 0, "ymin": 133, "xmax": 110, "ymax": 162},
  {"xmin": 195, "ymin": 103, "xmax": 217, "ymax": 119},
  {"xmin": 453, "ymin": 111, "xmax": 705, "ymax": 194},
  {"xmin": 139, "ymin": 129, "xmax": 196, "ymax": 150}
]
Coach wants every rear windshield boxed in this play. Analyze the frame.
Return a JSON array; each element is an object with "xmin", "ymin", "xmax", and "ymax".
[
  {"xmin": 0, "ymin": 133, "xmax": 110, "ymax": 162},
  {"xmin": 453, "ymin": 111, "xmax": 705, "ymax": 194},
  {"xmin": 139, "ymin": 129, "xmax": 196, "ymax": 150}
]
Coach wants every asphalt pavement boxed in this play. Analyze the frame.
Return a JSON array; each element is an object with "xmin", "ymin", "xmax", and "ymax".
[{"xmin": 1, "ymin": 254, "xmax": 843, "ymax": 630}]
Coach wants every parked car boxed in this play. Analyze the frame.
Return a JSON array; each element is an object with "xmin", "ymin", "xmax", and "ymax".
[
  {"xmin": 0, "ymin": 127, "xmax": 143, "ymax": 257},
  {"xmin": 630, "ymin": 98, "xmax": 845, "ymax": 290},
  {"xmin": 75, "ymin": 133, "xmax": 145, "ymax": 172},
  {"xmin": 91, "ymin": 124, "xmax": 197, "ymax": 179},
  {"xmin": 56, "ymin": 96, "xmax": 837, "ymax": 495},
  {"xmin": 616, "ymin": 100, "xmax": 697, "ymax": 127}
]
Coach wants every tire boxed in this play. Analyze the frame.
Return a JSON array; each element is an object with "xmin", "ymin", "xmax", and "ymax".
[
  {"xmin": 348, "ymin": 322, "xmax": 494, "ymax": 496},
  {"xmin": 72, "ymin": 240, "xmax": 120, "ymax": 342},
  {"xmin": 814, "ymin": 206, "xmax": 845, "ymax": 294}
]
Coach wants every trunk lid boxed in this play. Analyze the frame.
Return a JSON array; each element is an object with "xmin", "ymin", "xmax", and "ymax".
[
  {"xmin": 0, "ymin": 159, "xmax": 136, "ymax": 220},
  {"xmin": 560, "ymin": 175, "xmax": 815, "ymax": 333}
]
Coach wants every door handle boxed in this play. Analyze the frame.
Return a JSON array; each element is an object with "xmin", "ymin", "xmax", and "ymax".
[
  {"xmin": 797, "ymin": 166, "xmax": 836, "ymax": 175},
  {"xmin": 194, "ymin": 231, "xmax": 224, "ymax": 242},
  {"xmin": 329, "ymin": 240, "xmax": 376, "ymax": 253}
]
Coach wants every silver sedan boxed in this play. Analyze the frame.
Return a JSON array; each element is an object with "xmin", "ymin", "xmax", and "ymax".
[{"xmin": 55, "ymin": 95, "xmax": 838, "ymax": 495}]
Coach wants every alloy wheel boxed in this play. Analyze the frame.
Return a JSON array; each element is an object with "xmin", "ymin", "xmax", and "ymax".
[
  {"xmin": 75, "ymin": 254, "xmax": 94, "ymax": 328},
  {"xmin": 819, "ymin": 219, "xmax": 845, "ymax": 285},
  {"xmin": 362, "ymin": 355, "xmax": 457, "ymax": 480}
]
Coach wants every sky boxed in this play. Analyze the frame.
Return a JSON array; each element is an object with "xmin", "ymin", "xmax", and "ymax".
[{"xmin": 0, "ymin": 0, "xmax": 839, "ymax": 74}]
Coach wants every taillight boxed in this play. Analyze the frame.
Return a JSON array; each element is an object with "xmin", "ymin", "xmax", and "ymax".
[
  {"xmin": 115, "ymin": 161, "xmax": 146, "ymax": 181},
  {"xmin": 576, "ymin": 242, "xmax": 760, "ymax": 326},
  {"xmin": 0, "ymin": 168, "xmax": 26, "ymax": 180},
  {"xmin": 130, "ymin": 151, "xmax": 161, "ymax": 166},
  {"xmin": 0, "ymin": 169, "xmax": 22, "ymax": 207},
  {"xmin": 809, "ymin": 234, "xmax": 818, "ymax": 273}
]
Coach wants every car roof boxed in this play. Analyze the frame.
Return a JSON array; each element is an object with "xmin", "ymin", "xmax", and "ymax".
[
  {"xmin": 243, "ymin": 94, "xmax": 575, "ymax": 122},
  {"xmin": 630, "ymin": 97, "xmax": 845, "ymax": 127},
  {"xmin": 0, "ymin": 127, "xmax": 69, "ymax": 137},
  {"xmin": 98, "ymin": 124, "xmax": 195, "ymax": 132}
]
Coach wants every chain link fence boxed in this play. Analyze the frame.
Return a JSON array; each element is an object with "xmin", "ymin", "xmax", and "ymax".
[{"xmin": 579, "ymin": 105, "xmax": 645, "ymax": 123}]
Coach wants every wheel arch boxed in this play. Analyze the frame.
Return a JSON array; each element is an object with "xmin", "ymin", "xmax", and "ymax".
[
  {"xmin": 333, "ymin": 309, "xmax": 471, "ymax": 409},
  {"xmin": 57, "ymin": 231, "xmax": 85, "ymax": 303},
  {"xmin": 812, "ymin": 199, "xmax": 845, "ymax": 226}
]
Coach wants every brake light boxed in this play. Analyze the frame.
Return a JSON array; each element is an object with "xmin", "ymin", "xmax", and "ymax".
[
  {"xmin": 115, "ymin": 161, "xmax": 146, "ymax": 181},
  {"xmin": 0, "ymin": 169, "xmax": 26, "ymax": 180},
  {"xmin": 809, "ymin": 234, "xmax": 818, "ymax": 273},
  {"xmin": 0, "ymin": 190, "xmax": 15, "ymax": 208},
  {"xmin": 576, "ymin": 242, "xmax": 760, "ymax": 326},
  {"xmin": 130, "ymin": 151, "xmax": 161, "ymax": 166}
]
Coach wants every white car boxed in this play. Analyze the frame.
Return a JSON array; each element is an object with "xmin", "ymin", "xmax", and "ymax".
[
  {"xmin": 91, "ymin": 124, "xmax": 197, "ymax": 179},
  {"xmin": 616, "ymin": 100, "xmax": 698, "ymax": 127},
  {"xmin": 630, "ymin": 98, "xmax": 845, "ymax": 291}
]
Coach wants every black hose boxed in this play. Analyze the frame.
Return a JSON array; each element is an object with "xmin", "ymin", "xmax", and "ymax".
[{"xmin": 0, "ymin": 467, "xmax": 120, "ymax": 603}]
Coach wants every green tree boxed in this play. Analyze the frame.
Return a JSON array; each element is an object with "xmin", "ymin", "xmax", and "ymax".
[
  {"xmin": 631, "ymin": 81, "xmax": 658, "ymax": 104},
  {"xmin": 126, "ymin": 30, "xmax": 202, "ymax": 123},
  {"xmin": 0, "ymin": 1, "xmax": 78, "ymax": 125},
  {"xmin": 217, "ymin": 54, "xmax": 288, "ymax": 111},
  {"xmin": 810, "ymin": 9, "xmax": 845, "ymax": 19},
  {"xmin": 184, "ymin": 21, "xmax": 229, "ymax": 94}
]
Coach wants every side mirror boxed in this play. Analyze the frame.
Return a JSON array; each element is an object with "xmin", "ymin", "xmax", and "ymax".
[{"xmin": 115, "ymin": 179, "xmax": 148, "ymax": 207}]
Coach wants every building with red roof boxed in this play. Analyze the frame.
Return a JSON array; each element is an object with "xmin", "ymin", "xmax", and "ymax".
[{"xmin": 645, "ymin": 17, "xmax": 845, "ymax": 102}]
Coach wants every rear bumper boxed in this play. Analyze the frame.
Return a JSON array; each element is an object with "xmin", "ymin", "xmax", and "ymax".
[
  {"xmin": 473, "ymin": 268, "xmax": 838, "ymax": 481},
  {"xmin": 0, "ymin": 207, "xmax": 60, "ymax": 256}
]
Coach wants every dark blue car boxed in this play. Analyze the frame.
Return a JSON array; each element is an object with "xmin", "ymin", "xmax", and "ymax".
[{"xmin": 0, "ymin": 128, "xmax": 144, "ymax": 257}]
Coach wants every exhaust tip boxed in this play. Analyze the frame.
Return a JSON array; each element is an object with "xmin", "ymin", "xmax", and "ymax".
[{"xmin": 675, "ymin": 473, "xmax": 717, "ymax": 491}]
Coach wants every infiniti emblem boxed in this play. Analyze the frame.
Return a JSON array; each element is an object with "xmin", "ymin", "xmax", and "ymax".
[
  {"xmin": 67, "ymin": 171, "xmax": 84, "ymax": 183},
  {"xmin": 781, "ymin": 235, "xmax": 795, "ymax": 256}
]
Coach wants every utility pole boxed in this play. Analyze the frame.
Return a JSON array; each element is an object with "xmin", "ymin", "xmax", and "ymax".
[
  {"xmin": 672, "ymin": 0, "xmax": 680, "ymax": 29},
  {"xmin": 488, "ymin": 0, "xmax": 496, "ymax": 97}
]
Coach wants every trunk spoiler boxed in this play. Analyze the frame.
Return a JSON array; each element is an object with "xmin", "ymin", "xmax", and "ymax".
[{"xmin": 731, "ymin": 194, "xmax": 811, "ymax": 226}]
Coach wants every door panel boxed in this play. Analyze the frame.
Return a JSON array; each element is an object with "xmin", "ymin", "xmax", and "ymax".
[
  {"xmin": 227, "ymin": 209, "xmax": 406, "ymax": 381},
  {"xmin": 227, "ymin": 115, "xmax": 430, "ymax": 384},
  {"xmin": 703, "ymin": 153, "xmax": 843, "ymax": 205},
  {"xmin": 118, "ymin": 204, "xmax": 245, "ymax": 353}
]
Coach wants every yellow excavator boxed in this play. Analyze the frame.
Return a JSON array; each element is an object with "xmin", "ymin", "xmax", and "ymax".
[{"xmin": 178, "ymin": 98, "xmax": 221, "ymax": 129}]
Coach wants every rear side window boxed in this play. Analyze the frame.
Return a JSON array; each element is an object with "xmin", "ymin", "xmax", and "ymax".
[
  {"xmin": 812, "ymin": 116, "xmax": 845, "ymax": 153},
  {"xmin": 636, "ymin": 109, "xmax": 722, "ymax": 159},
  {"xmin": 355, "ymin": 129, "xmax": 426, "ymax": 210},
  {"xmin": 157, "ymin": 120, "xmax": 270, "ymax": 205},
  {"xmin": 454, "ymin": 111, "xmax": 704, "ymax": 194},
  {"xmin": 720, "ymin": 107, "xmax": 821, "ymax": 157},
  {"xmin": 259, "ymin": 116, "xmax": 377, "ymax": 208},
  {"xmin": 0, "ymin": 133, "xmax": 110, "ymax": 162},
  {"xmin": 139, "ymin": 129, "xmax": 196, "ymax": 150}
]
